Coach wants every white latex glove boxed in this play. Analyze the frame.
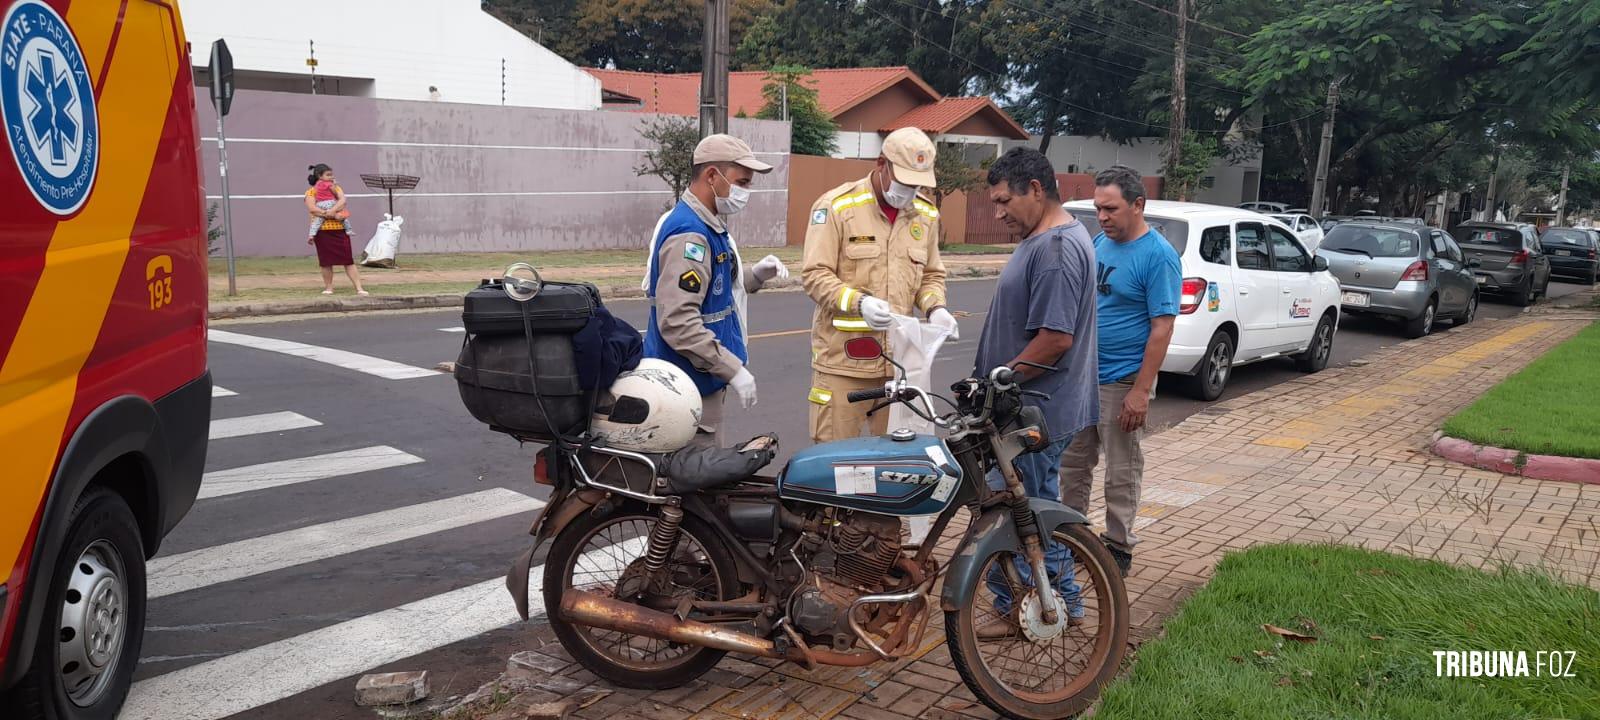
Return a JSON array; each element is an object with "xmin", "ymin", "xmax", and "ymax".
[
  {"xmin": 929, "ymin": 307, "xmax": 959, "ymax": 340},
  {"xmin": 859, "ymin": 295, "xmax": 893, "ymax": 330},
  {"xmin": 752, "ymin": 254, "xmax": 789, "ymax": 283},
  {"xmin": 729, "ymin": 367, "xmax": 758, "ymax": 409}
]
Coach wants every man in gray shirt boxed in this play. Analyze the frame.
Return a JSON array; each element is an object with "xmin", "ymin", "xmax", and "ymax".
[{"xmin": 971, "ymin": 147, "xmax": 1098, "ymax": 637}]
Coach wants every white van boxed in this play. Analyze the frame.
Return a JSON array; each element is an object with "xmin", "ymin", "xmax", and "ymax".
[{"xmin": 1064, "ymin": 201, "xmax": 1343, "ymax": 400}]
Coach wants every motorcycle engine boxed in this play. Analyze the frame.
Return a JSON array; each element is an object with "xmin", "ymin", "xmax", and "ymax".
[{"xmin": 788, "ymin": 511, "xmax": 904, "ymax": 648}]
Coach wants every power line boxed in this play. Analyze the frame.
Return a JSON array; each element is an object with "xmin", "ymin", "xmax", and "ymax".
[
  {"xmin": 1005, "ymin": 0, "xmax": 1250, "ymax": 67},
  {"xmin": 883, "ymin": 0, "xmax": 1246, "ymax": 97},
  {"xmin": 1113, "ymin": 0, "xmax": 1254, "ymax": 39},
  {"xmin": 990, "ymin": 0, "xmax": 1241, "ymax": 74}
]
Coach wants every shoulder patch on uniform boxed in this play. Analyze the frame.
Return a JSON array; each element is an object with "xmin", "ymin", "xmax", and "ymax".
[
  {"xmin": 678, "ymin": 269, "xmax": 703, "ymax": 293},
  {"xmin": 684, "ymin": 242, "xmax": 707, "ymax": 263},
  {"xmin": 909, "ymin": 224, "xmax": 924, "ymax": 241},
  {"xmin": 811, "ymin": 208, "xmax": 828, "ymax": 225}
]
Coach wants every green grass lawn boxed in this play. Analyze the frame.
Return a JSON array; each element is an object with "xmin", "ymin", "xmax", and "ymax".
[
  {"xmin": 942, "ymin": 242, "xmax": 1015, "ymax": 254},
  {"xmin": 1097, "ymin": 544, "xmax": 1599, "ymax": 720},
  {"xmin": 1441, "ymin": 322, "xmax": 1600, "ymax": 459}
]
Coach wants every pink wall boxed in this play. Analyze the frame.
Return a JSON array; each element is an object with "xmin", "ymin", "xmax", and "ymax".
[{"xmin": 197, "ymin": 90, "xmax": 790, "ymax": 257}]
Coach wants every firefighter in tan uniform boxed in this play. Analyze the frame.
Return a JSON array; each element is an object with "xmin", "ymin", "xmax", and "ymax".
[{"xmin": 801, "ymin": 128, "xmax": 959, "ymax": 442}]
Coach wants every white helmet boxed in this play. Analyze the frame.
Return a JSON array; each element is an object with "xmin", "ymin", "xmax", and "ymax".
[{"xmin": 590, "ymin": 358, "xmax": 702, "ymax": 453}]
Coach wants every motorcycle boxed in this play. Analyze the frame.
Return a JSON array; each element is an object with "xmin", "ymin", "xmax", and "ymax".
[{"xmin": 501, "ymin": 336, "xmax": 1129, "ymax": 720}]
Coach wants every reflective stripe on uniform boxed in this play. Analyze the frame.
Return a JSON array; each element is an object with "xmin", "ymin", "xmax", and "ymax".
[
  {"xmin": 701, "ymin": 307, "xmax": 734, "ymax": 323},
  {"xmin": 919, "ymin": 290, "xmax": 944, "ymax": 308},
  {"xmin": 912, "ymin": 199, "xmax": 940, "ymax": 218},
  {"xmin": 832, "ymin": 316, "xmax": 871, "ymax": 331},
  {"xmin": 831, "ymin": 192, "xmax": 875, "ymax": 212},
  {"xmin": 837, "ymin": 287, "xmax": 857, "ymax": 313},
  {"xmin": 807, "ymin": 387, "xmax": 833, "ymax": 405}
]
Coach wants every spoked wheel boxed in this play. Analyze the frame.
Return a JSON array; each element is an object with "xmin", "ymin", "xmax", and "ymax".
[
  {"xmin": 946, "ymin": 523, "xmax": 1129, "ymax": 720},
  {"xmin": 544, "ymin": 509, "xmax": 739, "ymax": 689}
]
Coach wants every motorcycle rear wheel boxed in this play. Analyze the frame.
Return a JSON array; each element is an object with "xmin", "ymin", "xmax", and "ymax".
[
  {"xmin": 544, "ymin": 508, "xmax": 740, "ymax": 689},
  {"xmin": 946, "ymin": 523, "xmax": 1129, "ymax": 719}
]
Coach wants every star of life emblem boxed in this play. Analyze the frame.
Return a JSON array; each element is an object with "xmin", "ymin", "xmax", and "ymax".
[{"xmin": 2, "ymin": 0, "xmax": 100, "ymax": 215}]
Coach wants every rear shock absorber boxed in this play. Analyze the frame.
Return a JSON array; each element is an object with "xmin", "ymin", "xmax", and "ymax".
[{"xmin": 643, "ymin": 503, "xmax": 685, "ymax": 578}]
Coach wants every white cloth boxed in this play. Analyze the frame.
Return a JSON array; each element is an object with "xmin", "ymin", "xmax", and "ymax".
[
  {"xmin": 886, "ymin": 312, "xmax": 953, "ymax": 546},
  {"xmin": 885, "ymin": 313, "xmax": 953, "ymax": 435}
]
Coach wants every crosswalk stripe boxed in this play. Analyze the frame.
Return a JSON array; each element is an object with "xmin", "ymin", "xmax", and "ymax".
[
  {"xmin": 439, "ymin": 326, "xmax": 466, "ymax": 333},
  {"xmin": 207, "ymin": 411, "xmax": 321, "ymax": 440},
  {"xmin": 208, "ymin": 329, "xmax": 437, "ymax": 380},
  {"xmin": 148, "ymin": 488, "xmax": 544, "ymax": 598},
  {"xmin": 121, "ymin": 537, "xmax": 648, "ymax": 720},
  {"xmin": 197, "ymin": 446, "xmax": 424, "ymax": 500},
  {"xmin": 211, "ymin": 386, "xmax": 237, "ymax": 398}
]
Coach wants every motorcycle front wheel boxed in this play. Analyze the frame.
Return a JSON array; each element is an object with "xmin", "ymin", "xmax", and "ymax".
[
  {"xmin": 945, "ymin": 522, "xmax": 1129, "ymax": 719},
  {"xmin": 544, "ymin": 507, "xmax": 740, "ymax": 689}
]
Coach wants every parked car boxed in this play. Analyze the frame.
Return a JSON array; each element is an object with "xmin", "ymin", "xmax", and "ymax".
[
  {"xmin": 1238, "ymin": 201, "xmax": 1289, "ymax": 213},
  {"xmin": 1065, "ymin": 200, "xmax": 1342, "ymax": 400},
  {"xmin": 1453, "ymin": 221, "xmax": 1552, "ymax": 306},
  {"xmin": 1317, "ymin": 221, "xmax": 1479, "ymax": 338},
  {"xmin": 1270, "ymin": 213, "xmax": 1327, "ymax": 252},
  {"xmin": 1538, "ymin": 227, "xmax": 1599, "ymax": 285}
]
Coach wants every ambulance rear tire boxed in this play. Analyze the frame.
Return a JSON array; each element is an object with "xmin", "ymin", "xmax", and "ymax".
[{"xmin": 4, "ymin": 487, "xmax": 146, "ymax": 720}]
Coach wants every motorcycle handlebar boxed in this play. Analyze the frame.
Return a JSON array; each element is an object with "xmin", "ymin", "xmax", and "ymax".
[{"xmin": 847, "ymin": 387, "xmax": 889, "ymax": 403}]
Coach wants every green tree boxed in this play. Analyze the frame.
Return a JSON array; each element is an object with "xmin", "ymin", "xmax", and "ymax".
[
  {"xmin": 932, "ymin": 142, "xmax": 983, "ymax": 246},
  {"xmin": 635, "ymin": 115, "xmax": 700, "ymax": 200},
  {"xmin": 756, "ymin": 66, "xmax": 839, "ymax": 157},
  {"xmin": 489, "ymin": 0, "xmax": 774, "ymax": 72},
  {"xmin": 1161, "ymin": 132, "xmax": 1219, "ymax": 201},
  {"xmin": 733, "ymin": 12, "xmax": 784, "ymax": 71}
]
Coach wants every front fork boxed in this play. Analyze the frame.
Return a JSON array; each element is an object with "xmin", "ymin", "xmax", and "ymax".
[{"xmin": 991, "ymin": 432, "xmax": 1061, "ymax": 624}]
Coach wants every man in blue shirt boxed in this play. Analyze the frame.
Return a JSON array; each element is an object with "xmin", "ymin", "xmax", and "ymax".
[
  {"xmin": 971, "ymin": 147, "xmax": 1098, "ymax": 637},
  {"xmin": 1062, "ymin": 165, "xmax": 1180, "ymax": 577}
]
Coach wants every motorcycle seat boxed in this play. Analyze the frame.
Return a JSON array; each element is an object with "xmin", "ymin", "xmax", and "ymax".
[{"xmin": 661, "ymin": 434, "xmax": 778, "ymax": 494}]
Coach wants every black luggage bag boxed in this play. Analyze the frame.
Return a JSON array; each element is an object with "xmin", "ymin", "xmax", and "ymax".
[{"xmin": 454, "ymin": 279, "xmax": 598, "ymax": 440}]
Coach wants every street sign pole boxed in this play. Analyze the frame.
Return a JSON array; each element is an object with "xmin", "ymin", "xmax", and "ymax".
[{"xmin": 210, "ymin": 39, "xmax": 238, "ymax": 296}]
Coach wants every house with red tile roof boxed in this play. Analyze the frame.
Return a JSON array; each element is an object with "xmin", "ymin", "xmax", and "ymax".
[{"xmin": 586, "ymin": 66, "xmax": 1028, "ymax": 161}]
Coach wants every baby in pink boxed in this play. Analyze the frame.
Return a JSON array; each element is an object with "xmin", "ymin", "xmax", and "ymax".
[{"xmin": 309, "ymin": 179, "xmax": 352, "ymax": 236}]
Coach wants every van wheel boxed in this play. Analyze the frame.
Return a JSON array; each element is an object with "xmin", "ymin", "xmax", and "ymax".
[
  {"xmin": 1183, "ymin": 331, "xmax": 1233, "ymax": 401},
  {"xmin": 1404, "ymin": 299, "xmax": 1436, "ymax": 339},
  {"xmin": 1295, "ymin": 315, "xmax": 1335, "ymax": 372},
  {"xmin": 3, "ymin": 489, "xmax": 145, "ymax": 720}
]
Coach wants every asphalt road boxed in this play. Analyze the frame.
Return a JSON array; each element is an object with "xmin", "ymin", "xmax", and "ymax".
[{"xmin": 123, "ymin": 277, "xmax": 1589, "ymax": 720}]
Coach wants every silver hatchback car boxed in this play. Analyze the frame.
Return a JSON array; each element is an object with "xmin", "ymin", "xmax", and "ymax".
[{"xmin": 1316, "ymin": 222, "xmax": 1480, "ymax": 338}]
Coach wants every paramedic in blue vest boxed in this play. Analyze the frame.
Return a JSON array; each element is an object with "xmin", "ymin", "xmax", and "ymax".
[{"xmin": 644, "ymin": 134, "xmax": 789, "ymax": 447}]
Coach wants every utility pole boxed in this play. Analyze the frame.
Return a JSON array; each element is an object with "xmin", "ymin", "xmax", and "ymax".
[
  {"xmin": 1557, "ymin": 164, "xmax": 1571, "ymax": 226},
  {"xmin": 780, "ymin": 81, "xmax": 789, "ymax": 123},
  {"xmin": 699, "ymin": 0, "xmax": 729, "ymax": 137},
  {"xmin": 501, "ymin": 58, "xmax": 506, "ymax": 106},
  {"xmin": 1309, "ymin": 78, "xmax": 1341, "ymax": 218},
  {"xmin": 1163, "ymin": 0, "xmax": 1189, "ymax": 199},
  {"xmin": 307, "ymin": 40, "xmax": 317, "ymax": 95},
  {"xmin": 1483, "ymin": 147, "xmax": 1501, "ymax": 221}
]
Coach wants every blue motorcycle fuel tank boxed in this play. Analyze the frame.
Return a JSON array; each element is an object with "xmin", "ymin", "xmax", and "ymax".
[{"xmin": 777, "ymin": 434, "xmax": 963, "ymax": 516}]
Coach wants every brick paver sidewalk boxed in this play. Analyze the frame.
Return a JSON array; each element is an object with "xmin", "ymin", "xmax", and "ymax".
[{"xmin": 485, "ymin": 312, "xmax": 1598, "ymax": 720}]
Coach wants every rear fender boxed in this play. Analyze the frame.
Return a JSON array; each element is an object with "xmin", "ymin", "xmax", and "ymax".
[
  {"xmin": 504, "ymin": 487, "xmax": 606, "ymax": 620},
  {"xmin": 938, "ymin": 498, "xmax": 1090, "ymax": 612}
]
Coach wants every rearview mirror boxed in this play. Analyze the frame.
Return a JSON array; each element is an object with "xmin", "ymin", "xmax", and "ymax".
[
  {"xmin": 1312, "ymin": 255, "xmax": 1329, "ymax": 272},
  {"xmin": 844, "ymin": 337, "xmax": 883, "ymax": 360}
]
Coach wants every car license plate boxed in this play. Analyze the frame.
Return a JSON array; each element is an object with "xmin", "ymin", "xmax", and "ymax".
[
  {"xmin": 1341, "ymin": 291, "xmax": 1369, "ymax": 307},
  {"xmin": 1476, "ymin": 275, "xmax": 1488, "ymax": 284},
  {"xmin": 1555, "ymin": 249, "xmax": 1571, "ymax": 256}
]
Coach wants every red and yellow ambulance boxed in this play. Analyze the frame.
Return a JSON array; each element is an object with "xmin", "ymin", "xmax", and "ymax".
[{"xmin": 1, "ymin": 0, "xmax": 209, "ymax": 717}]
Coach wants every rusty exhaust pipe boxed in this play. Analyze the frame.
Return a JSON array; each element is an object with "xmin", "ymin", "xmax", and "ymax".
[{"xmin": 559, "ymin": 590, "xmax": 784, "ymax": 659}]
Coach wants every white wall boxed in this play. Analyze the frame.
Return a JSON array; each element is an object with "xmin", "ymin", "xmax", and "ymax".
[
  {"xmin": 1005, "ymin": 135, "xmax": 1264, "ymax": 206},
  {"xmin": 180, "ymin": 0, "xmax": 600, "ymax": 110},
  {"xmin": 832, "ymin": 131, "xmax": 885, "ymax": 160}
]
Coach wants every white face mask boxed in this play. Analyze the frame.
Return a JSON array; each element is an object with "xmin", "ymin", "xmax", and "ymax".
[
  {"xmin": 713, "ymin": 170, "xmax": 750, "ymax": 216},
  {"xmin": 883, "ymin": 173, "xmax": 918, "ymax": 210}
]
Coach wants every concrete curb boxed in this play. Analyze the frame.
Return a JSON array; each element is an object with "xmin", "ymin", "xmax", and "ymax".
[
  {"xmin": 1430, "ymin": 432, "xmax": 1600, "ymax": 484},
  {"xmin": 207, "ymin": 266, "xmax": 1002, "ymax": 319}
]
